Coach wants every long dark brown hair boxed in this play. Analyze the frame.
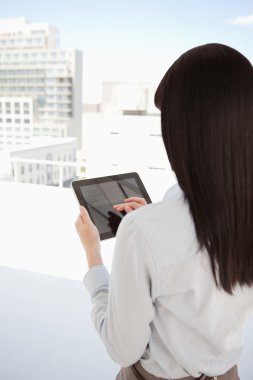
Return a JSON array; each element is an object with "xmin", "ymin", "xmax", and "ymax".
[{"xmin": 155, "ymin": 43, "xmax": 253, "ymax": 294}]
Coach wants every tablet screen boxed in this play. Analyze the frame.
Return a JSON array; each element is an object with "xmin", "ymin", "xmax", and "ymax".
[{"xmin": 72, "ymin": 173, "xmax": 152, "ymax": 240}]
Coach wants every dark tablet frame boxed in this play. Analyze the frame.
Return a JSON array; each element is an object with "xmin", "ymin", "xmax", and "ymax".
[{"xmin": 72, "ymin": 172, "xmax": 152, "ymax": 240}]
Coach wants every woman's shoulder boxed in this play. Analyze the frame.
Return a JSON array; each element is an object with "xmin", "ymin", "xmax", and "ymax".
[
  {"xmin": 162, "ymin": 182, "xmax": 185, "ymax": 201},
  {"xmin": 116, "ymin": 182, "xmax": 198, "ymax": 269},
  {"xmin": 121, "ymin": 182, "xmax": 194, "ymax": 248},
  {"xmin": 126, "ymin": 182, "xmax": 188, "ymax": 225}
]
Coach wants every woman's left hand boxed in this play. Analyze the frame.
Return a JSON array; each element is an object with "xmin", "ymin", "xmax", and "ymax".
[{"xmin": 75, "ymin": 206, "xmax": 103, "ymax": 268}]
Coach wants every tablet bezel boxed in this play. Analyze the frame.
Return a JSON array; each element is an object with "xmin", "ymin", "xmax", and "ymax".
[{"xmin": 72, "ymin": 172, "xmax": 152, "ymax": 240}]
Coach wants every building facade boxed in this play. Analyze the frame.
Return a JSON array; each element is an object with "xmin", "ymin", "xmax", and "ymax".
[
  {"xmin": 0, "ymin": 18, "xmax": 82, "ymax": 147},
  {"xmin": 0, "ymin": 96, "xmax": 67, "ymax": 149},
  {"xmin": 0, "ymin": 96, "xmax": 33, "ymax": 148}
]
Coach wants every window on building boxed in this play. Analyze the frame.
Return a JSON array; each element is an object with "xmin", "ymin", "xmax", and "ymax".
[
  {"xmin": 21, "ymin": 166, "xmax": 25, "ymax": 175},
  {"xmin": 24, "ymin": 119, "xmax": 30, "ymax": 124},
  {"xmin": 31, "ymin": 30, "xmax": 45, "ymax": 35},
  {"xmin": 6, "ymin": 119, "xmax": 11, "ymax": 123}
]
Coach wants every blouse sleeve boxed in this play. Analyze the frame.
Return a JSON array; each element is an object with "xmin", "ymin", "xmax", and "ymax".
[{"xmin": 83, "ymin": 214, "xmax": 157, "ymax": 367}]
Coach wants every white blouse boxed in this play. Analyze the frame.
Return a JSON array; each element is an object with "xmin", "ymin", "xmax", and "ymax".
[{"xmin": 83, "ymin": 183, "xmax": 253, "ymax": 379}]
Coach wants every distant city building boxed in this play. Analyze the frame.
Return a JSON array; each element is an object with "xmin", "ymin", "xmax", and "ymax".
[
  {"xmin": 0, "ymin": 96, "xmax": 67, "ymax": 149},
  {"xmin": 10, "ymin": 136, "xmax": 77, "ymax": 187},
  {"xmin": 83, "ymin": 103, "xmax": 100, "ymax": 114},
  {"xmin": 0, "ymin": 18, "xmax": 83, "ymax": 147},
  {"xmin": 100, "ymin": 81, "xmax": 159, "ymax": 115},
  {"xmin": 0, "ymin": 96, "xmax": 33, "ymax": 148}
]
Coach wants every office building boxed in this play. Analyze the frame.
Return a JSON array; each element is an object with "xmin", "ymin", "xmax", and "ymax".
[
  {"xmin": 0, "ymin": 18, "xmax": 82, "ymax": 147},
  {"xmin": 0, "ymin": 96, "xmax": 33, "ymax": 148},
  {"xmin": 100, "ymin": 81, "xmax": 158, "ymax": 115},
  {"xmin": 0, "ymin": 96, "xmax": 67, "ymax": 149}
]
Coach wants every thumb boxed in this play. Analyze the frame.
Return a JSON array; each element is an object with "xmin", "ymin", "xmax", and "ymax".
[{"xmin": 80, "ymin": 205, "xmax": 91, "ymax": 222}]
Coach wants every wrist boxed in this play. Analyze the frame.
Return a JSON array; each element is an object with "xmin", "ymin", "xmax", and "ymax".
[{"xmin": 86, "ymin": 249, "xmax": 103, "ymax": 268}]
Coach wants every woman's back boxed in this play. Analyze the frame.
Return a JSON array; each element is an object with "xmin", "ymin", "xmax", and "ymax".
[
  {"xmin": 101, "ymin": 185, "xmax": 253, "ymax": 378},
  {"xmin": 125, "ymin": 183, "xmax": 253, "ymax": 378}
]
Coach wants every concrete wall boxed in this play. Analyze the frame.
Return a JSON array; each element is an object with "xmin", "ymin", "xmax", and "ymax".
[{"xmin": 0, "ymin": 267, "xmax": 119, "ymax": 380}]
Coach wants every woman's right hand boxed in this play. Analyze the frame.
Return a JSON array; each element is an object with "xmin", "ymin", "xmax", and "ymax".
[{"xmin": 113, "ymin": 197, "xmax": 147, "ymax": 213}]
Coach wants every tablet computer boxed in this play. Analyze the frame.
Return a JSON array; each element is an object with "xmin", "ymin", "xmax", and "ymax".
[{"xmin": 72, "ymin": 172, "xmax": 152, "ymax": 240}]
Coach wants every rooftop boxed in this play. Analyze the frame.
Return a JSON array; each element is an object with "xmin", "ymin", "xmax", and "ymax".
[{"xmin": 9, "ymin": 136, "xmax": 77, "ymax": 154}]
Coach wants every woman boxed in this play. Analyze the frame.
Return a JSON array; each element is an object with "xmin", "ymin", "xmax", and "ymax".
[{"xmin": 75, "ymin": 43, "xmax": 253, "ymax": 380}]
